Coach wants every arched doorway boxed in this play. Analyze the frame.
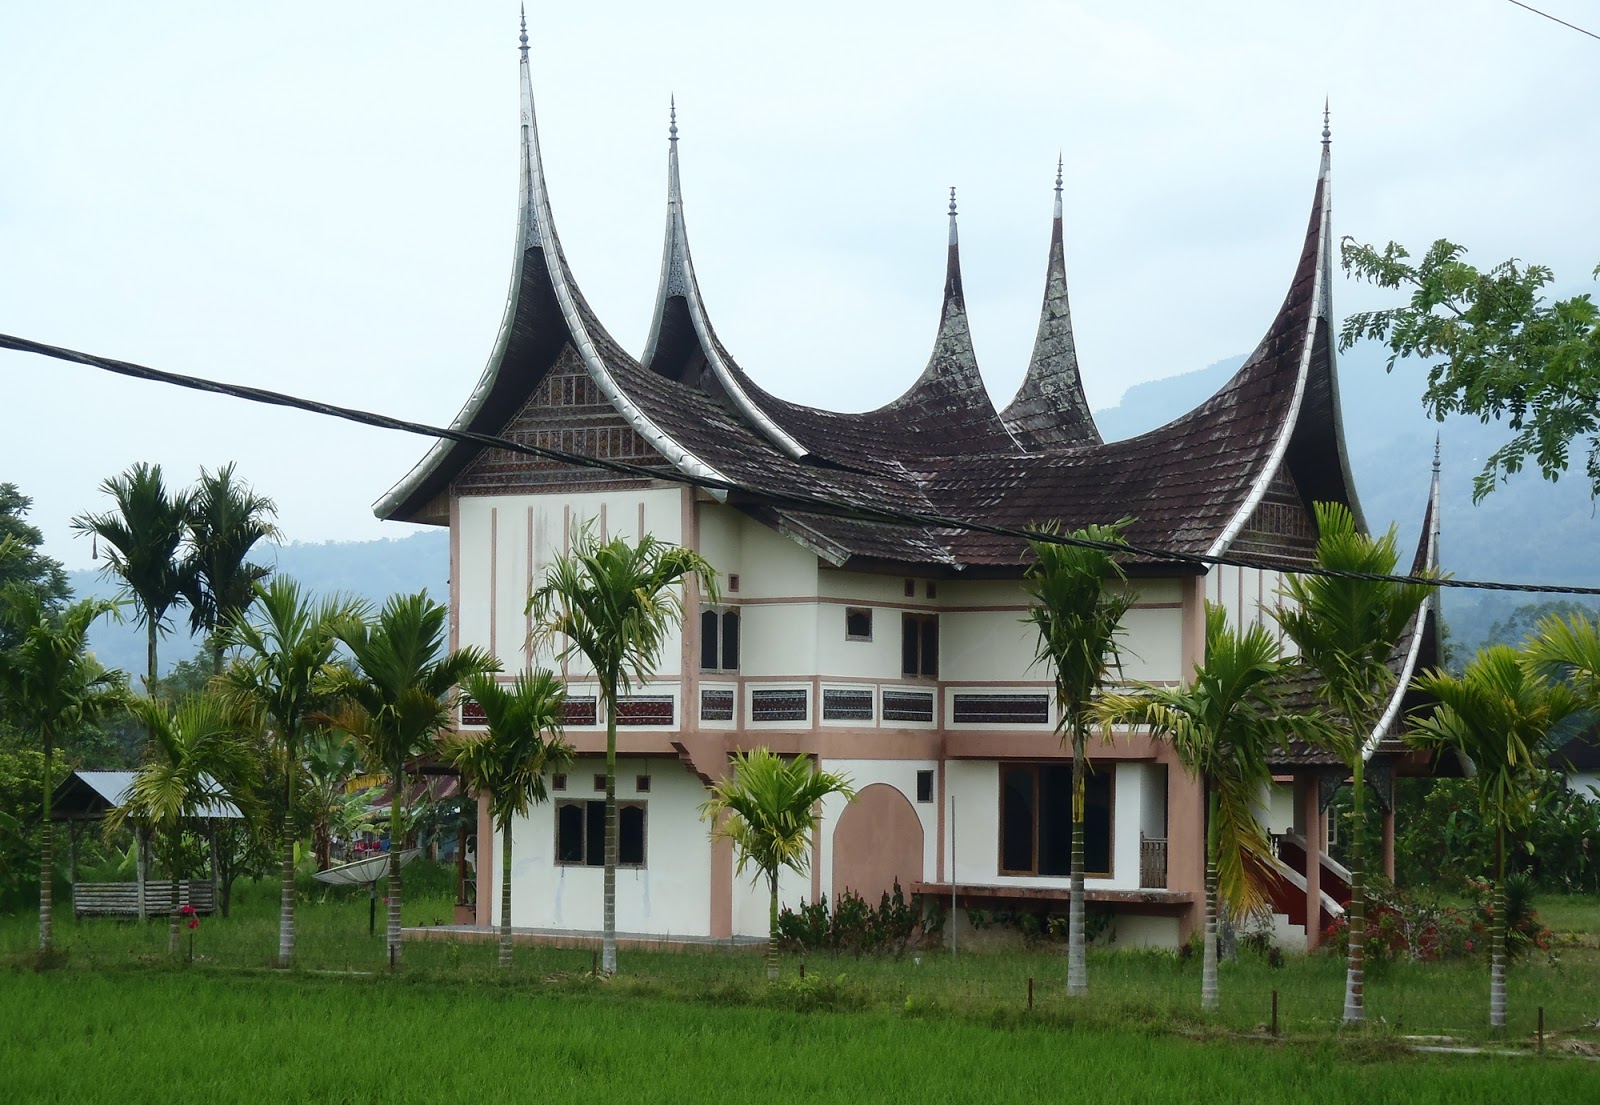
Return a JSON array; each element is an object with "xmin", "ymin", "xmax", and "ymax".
[{"xmin": 832, "ymin": 783, "xmax": 923, "ymax": 903}]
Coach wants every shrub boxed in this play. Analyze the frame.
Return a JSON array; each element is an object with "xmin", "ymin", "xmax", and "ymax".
[
  {"xmin": 775, "ymin": 880, "xmax": 920, "ymax": 956},
  {"xmin": 1318, "ymin": 876, "xmax": 1552, "ymax": 963}
]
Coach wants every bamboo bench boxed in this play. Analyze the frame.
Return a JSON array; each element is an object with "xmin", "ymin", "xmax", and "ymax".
[{"xmin": 72, "ymin": 880, "xmax": 217, "ymax": 918}]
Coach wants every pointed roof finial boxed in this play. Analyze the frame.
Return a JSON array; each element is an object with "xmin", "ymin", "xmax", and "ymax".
[
  {"xmin": 1054, "ymin": 153, "xmax": 1063, "ymax": 196},
  {"xmin": 1433, "ymin": 432, "xmax": 1441, "ymax": 475},
  {"xmin": 519, "ymin": 6, "xmax": 529, "ymax": 56},
  {"xmin": 948, "ymin": 186, "xmax": 957, "ymax": 217},
  {"xmin": 669, "ymin": 95, "xmax": 678, "ymax": 142},
  {"xmin": 1321, "ymin": 97, "xmax": 1331, "ymax": 146}
]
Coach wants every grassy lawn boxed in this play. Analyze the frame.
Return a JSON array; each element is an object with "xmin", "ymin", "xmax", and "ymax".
[
  {"xmin": 3, "ymin": 969, "xmax": 1596, "ymax": 1105},
  {"xmin": 5, "ymin": 869, "xmax": 1599, "ymax": 1100}
]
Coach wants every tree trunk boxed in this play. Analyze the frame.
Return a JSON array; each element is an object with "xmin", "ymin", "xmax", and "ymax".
[
  {"xmin": 1067, "ymin": 725, "xmax": 1087, "ymax": 997},
  {"xmin": 146, "ymin": 619, "xmax": 158, "ymax": 697},
  {"xmin": 602, "ymin": 684, "xmax": 618, "ymax": 976},
  {"xmin": 387, "ymin": 761, "xmax": 404, "ymax": 968},
  {"xmin": 1342, "ymin": 755, "xmax": 1366, "ymax": 1024},
  {"xmin": 168, "ymin": 837, "xmax": 182, "ymax": 958},
  {"xmin": 1202, "ymin": 791, "xmax": 1219, "ymax": 1012},
  {"xmin": 136, "ymin": 830, "xmax": 148, "ymax": 922},
  {"xmin": 499, "ymin": 819, "xmax": 513, "ymax": 969},
  {"xmin": 767, "ymin": 872, "xmax": 780, "ymax": 982},
  {"xmin": 1489, "ymin": 828, "xmax": 1507, "ymax": 1032},
  {"xmin": 278, "ymin": 760, "xmax": 296, "ymax": 968},
  {"xmin": 38, "ymin": 729, "xmax": 54, "ymax": 953}
]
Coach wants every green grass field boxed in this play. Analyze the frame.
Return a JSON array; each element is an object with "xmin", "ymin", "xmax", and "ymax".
[
  {"xmin": 4, "ymin": 969, "xmax": 1597, "ymax": 1105},
  {"xmin": 4, "ymin": 872, "xmax": 1598, "ymax": 1101}
]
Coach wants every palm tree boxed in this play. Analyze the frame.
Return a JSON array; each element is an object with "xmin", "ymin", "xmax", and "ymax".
[
  {"xmin": 72, "ymin": 463, "xmax": 191, "ymax": 692},
  {"xmin": 1410, "ymin": 645, "xmax": 1582, "ymax": 1032},
  {"xmin": 181, "ymin": 463, "xmax": 280, "ymax": 675},
  {"xmin": 328, "ymin": 592, "xmax": 495, "ymax": 967},
  {"xmin": 699, "ymin": 748, "xmax": 855, "ymax": 981},
  {"xmin": 1022, "ymin": 520, "xmax": 1134, "ymax": 997},
  {"xmin": 0, "ymin": 588, "xmax": 126, "ymax": 952},
  {"xmin": 528, "ymin": 526, "xmax": 717, "ymax": 975},
  {"xmin": 1274, "ymin": 501, "xmax": 1433, "ymax": 1024},
  {"xmin": 219, "ymin": 577, "xmax": 362, "ymax": 968},
  {"xmin": 443, "ymin": 670, "xmax": 573, "ymax": 968},
  {"xmin": 1095, "ymin": 603, "xmax": 1310, "ymax": 1010},
  {"xmin": 112, "ymin": 694, "xmax": 257, "ymax": 957}
]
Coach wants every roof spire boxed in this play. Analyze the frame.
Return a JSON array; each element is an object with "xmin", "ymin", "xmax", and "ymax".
[
  {"xmin": 1321, "ymin": 96, "xmax": 1331, "ymax": 147},
  {"xmin": 669, "ymin": 94, "xmax": 678, "ymax": 142},
  {"xmin": 1433, "ymin": 432, "xmax": 1441, "ymax": 475},
  {"xmin": 948, "ymin": 186, "xmax": 958, "ymax": 245},
  {"xmin": 1054, "ymin": 153, "xmax": 1063, "ymax": 218},
  {"xmin": 519, "ymin": 6, "xmax": 528, "ymax": 56}
]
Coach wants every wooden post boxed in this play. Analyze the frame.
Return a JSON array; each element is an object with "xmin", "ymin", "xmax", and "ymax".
[
  {"xmin": 1028, "ymin": 976, "xmax": 1033, "ymax": 1010},
  {"xmin": 1271, "ymin": 989, "xmax": 1279, "ymax": 1037},
  {"xmin": 136, "ymin": 830, "xmax": 149, "ymax": 923},
  {"xmin": 1538, "ymin": 1007, "xmax": 1545, "ymax": 1055}
]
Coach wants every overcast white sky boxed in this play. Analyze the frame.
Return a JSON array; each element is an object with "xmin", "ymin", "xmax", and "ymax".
[{"xmin": 3, "ymin": 1, "xmax": 1595, "ymax": 570}]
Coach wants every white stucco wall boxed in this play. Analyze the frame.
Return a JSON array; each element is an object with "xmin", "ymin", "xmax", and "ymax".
[
  {"xmin": 491, "ymin": 756, "xmax": 711, "ymax": 937},
  {"xmin": 457, "ymin": 487, "xmax": 686, "ymax": 674}
]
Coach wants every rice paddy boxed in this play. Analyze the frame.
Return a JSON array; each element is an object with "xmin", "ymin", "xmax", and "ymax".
[{"xmin": 4, "ymin": 873, "xmax": 1598, "ymax": 1102}]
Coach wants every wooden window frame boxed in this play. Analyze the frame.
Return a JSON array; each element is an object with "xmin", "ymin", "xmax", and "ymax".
[
  {"xmin": 901, "ymin": 612, "xmax": 939, "ymax": 679},
  {"xmin": 844, "ymin": 607, "xmax": 873, "ymax": 641},
  {"xmin": 699, "ymin": 606, "xmax": 741, "ymax": 673},
  {"xmin": 997, "ymin": 763, "xmax": 1114, "ymax": 879},
  {"xmin": 554, "ymin": 798, "xmax": 648, "ymax": 869}
]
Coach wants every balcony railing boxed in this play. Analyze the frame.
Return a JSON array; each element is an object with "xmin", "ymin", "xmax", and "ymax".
[{"xmin": 1139, "ymin": 835, "xmax": 1168, "ymax": 889}]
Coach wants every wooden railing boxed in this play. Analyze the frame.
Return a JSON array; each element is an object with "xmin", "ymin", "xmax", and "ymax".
[{"xmin": 1139, "ymin": 836, "xmax": 1168, "ymax": 889}]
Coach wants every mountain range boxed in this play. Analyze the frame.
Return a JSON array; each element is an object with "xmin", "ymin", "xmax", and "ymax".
[{"xmin": 69, "ymin": 340, "xmax": 1600, "ymax": 674}]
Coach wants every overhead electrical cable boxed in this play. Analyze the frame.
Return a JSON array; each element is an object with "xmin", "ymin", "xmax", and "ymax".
[
  {"xmin": 1504, "ymin": 0, "xmax": 1600, "ymax": 42},
  {"xmin": 4, "ymin": 329, "xmax": 1597, "ymax": 597}
]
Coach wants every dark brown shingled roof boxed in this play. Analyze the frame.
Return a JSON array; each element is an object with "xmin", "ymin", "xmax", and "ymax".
[
  {"xmin": 1001, "ymin": 201, "xmax": 1101, "ymax": 450},
  {"xmin": 377, "ymin": 52, "xmax": 1368, "ymax": 578}
]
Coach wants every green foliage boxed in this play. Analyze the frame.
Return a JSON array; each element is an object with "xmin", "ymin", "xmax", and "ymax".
[
  {"xmin": 700, "ymin": 748, "xmax": 855, "ymax": 888},
  {"xmin": 178, "ymin": 463, "xmax": 279, "ymax": 670},
  {"xmin": 1319, "ymin": 876, "xmax": 1553, "ymax": 965},
  {"xmin": 1340, "ymin": 238, "xmax": 1600, "ymax": 502},
  {"xmin": 72, "ymin": 462, "xmax": 192, "ymax": 687},
  {"xmin": 1096, "ymin": 603, "xmax": 1310, "ymax": 918},
  {"xmin": 775, "ymin": 881, "xmax": 919, "ymax": 957},
  {"xmin": 444, "ymin": 670, "xmax": 572, "ymax": 828},
  {"xmin": 0, "ymin": 485, "xmax": 70, "ymax": 654}
]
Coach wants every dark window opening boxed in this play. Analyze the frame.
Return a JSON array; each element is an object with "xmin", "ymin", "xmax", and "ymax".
[
  {"xmin": 904, "ymin": 578, "xmax": 915, "ymax": 597},
  {"xmin": 902, "ymin": 613, "xmax": 938, "ymax": 678},
  {"xmin": 845, "ymin": 608, "xmax": 873, "ymax": 641},
  {"xmin": 593, "ymin": 774, "xmax": 607, "ymax": 793},
  {"xmin": 636, "ymin": 774, "xmax": 652, "ymax": 793},
  {"xmin": 727, "ymin": 573, "xmax": 741, "ymax": 593},
  {"xmin": 916, "ymin": 770, "xmax": 934, "ymax": 803},
  {"xmin": 556, "ymin": 799, "xmax": 648, "ymax": 868},
  {"xmin": 925, "ymin": 581, "xmax": 937, "ymax": 599},
  {"xmin": 551, "ymin": 773, "xmax": 567, "ymax": 792},
  {"xmin": 700, "ymin": 608, "xmax": 740, "ymax": 672},
  {"xmin": 999, "ymin": 763, "xmax": 1113, "ymax": 878}
]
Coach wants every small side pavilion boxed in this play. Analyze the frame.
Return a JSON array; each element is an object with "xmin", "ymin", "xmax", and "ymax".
[{"xmin": 50, "ymin": 769, "xmax": 244, "ymax": 918}]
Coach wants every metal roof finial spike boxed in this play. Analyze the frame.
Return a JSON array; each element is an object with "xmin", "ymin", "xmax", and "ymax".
[
  {"xmin": 949, "ymin": 186, "xmax": 957, "ymax": 217},
  {"xmin": 519, "ymin": 6, "xmax": 529, "ymax": 54},
  {"xmin": 669, "ymin": 94, "xmax": 678, "ymax": 142},
  {"xmin": 1055, "ymin": 153, "xmax": 1063, "ymax": 195},
  {"xmin": 1433, "ymin": 432, "xmax": 1442, "ymax": 474},
  {"xmin": 1322, "ymin": 96, "xmax": 1331, "ymax": 145}
]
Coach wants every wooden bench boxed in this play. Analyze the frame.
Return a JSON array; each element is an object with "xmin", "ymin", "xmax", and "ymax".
[{"xmin": 73, "ymin": 880, "xmax": 218, "ymax": 918}]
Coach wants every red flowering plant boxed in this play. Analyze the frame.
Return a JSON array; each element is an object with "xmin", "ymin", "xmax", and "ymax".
[{"xmin": 179, "ymin": 904, "xmax": 200, "ymax": 963}]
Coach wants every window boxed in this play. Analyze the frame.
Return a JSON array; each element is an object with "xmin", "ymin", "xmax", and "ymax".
[
  {"xmin": 904, "ymin": 578, "xmax": 916, "ymax": 597},
  {"xmin": 727, "ymin": 573, "xmax": 741, "ymax": 593},
  {"xmin": 901, "ymin": 613, "xmax": 939, "ymax": 678},
  {"xmin": 999, "ymin": 764, "xmax": 1112, "ymax": 877},
  {"xmin": 845, "ymin": 608, "xmax": 873, "ymax": 641},
  {"xmin": 700, "ymin": 608, "xmax": 740, "ymax": 671},
  {"xmin": 635, "ymin": 774, "xmax": 651, "ymax": 794},
  {"xmin": 925, "ymin": 581, "xmax": 937, "ymax": 599},
  {"xmin": 556, "ymin": 800, "xmax": 647, "ymax": 867},
  {"xmin": 551, "ymin": 773, "xmax": 567, "ymax": 792},
  {"xmin": 916, "ymin": 770, "xmax": 934, "ymax": 803},
  {"xmin": 592, "ymin": 773, "xmax": 607, "ymax": 792}
]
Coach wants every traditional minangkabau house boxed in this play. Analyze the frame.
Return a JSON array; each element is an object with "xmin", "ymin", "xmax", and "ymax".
[{"xmin": 376, "ymin": 26, "xmax": 1444, "ymax": 950}]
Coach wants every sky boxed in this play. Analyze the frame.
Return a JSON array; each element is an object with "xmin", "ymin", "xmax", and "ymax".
[{"xmin": 2, "ymin": 1, "xmax": 1596, "ymax": 570}]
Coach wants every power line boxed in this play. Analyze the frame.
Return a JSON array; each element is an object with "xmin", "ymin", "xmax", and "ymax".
[
  {"xmin": 5, "ymin": 329, "xmax": 1600, "ymax": 598},
  {"xmin": 1505, "ymin": 0, "xmax": 1600, "ymax": 41}
]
